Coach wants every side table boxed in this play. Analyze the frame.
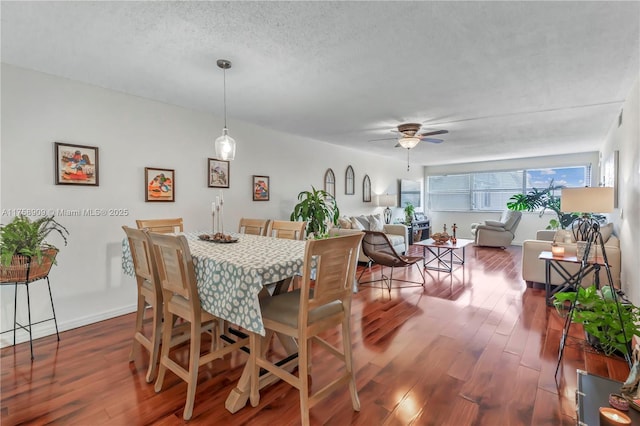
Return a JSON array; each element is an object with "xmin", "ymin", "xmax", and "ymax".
[{"xmin": 538, "ymin": 251, "xmax": 600, "ymax": 306}]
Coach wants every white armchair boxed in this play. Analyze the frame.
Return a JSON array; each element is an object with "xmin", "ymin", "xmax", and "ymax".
[{"xmin": 471, "ymin": 210, "xmax": 522, "ymax": 248}]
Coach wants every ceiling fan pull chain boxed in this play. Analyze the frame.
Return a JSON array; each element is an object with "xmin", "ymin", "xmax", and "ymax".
[{"xmin": 407, "ymin": 149, "xmax": 410, "ymax": 171}]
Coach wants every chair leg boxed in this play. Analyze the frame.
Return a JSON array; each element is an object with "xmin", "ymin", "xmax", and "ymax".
[
  {"xmin": 13, "ymin": 283, "xmax": 18, "ymax": 346},
  {"xmin": 249, "ymin": 332, "xmax": 261, "ymax": 407},
  {"xmin": 45, "ymin": 277, "xmax": 60, "ymax": 341},
  {"xmin": 154, "ymin": 312, "xmax": 173, "ymax": 393},
  {"xmin": 183, "ymin": 320, "xmax": 201, "ymax": 421},
  {"xmin": 25, "ymin": 283, "xmax": 34, "ymax": 360},
  {"xmin": 145, "ymin": 301, "xmax": 162, "ymax": 383},
  {"xmin": 342, "ymin": 315, "xmax": 360, "ymax": 411},
  {"xmin": 130, "ymin": 294, "xmax": 146, "ymax": 362},
  {"xmin": 299, "ymin": 333, "xmax": 311, "ymax": 426}
]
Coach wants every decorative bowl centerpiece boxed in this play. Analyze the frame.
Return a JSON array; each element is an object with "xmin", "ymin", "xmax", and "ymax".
[{"xmin": 431, "ymin": 232, "xmax": 450, "ymax": 245}]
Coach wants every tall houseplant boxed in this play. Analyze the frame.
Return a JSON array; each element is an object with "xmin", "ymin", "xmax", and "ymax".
[
  {"xmin": 0, "ymin": 215, "xmax": 69, "ymax": 266},
  {"xmin": 507, "ymin": 180, "xmax": 577, "ymax": 229},
  {"xmin": 290, "ymin": 187, "xmax": 340, "ymax": 239}
]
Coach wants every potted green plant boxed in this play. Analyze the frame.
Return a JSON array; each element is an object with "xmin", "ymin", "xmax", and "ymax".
[
  {"xmin": 507, "ymin": 179, "xmax": 577, "ymax": 229},
  {"xmin": 0, "ymin": 215, "xmax": 69, "ymax": 281},
  {"xmin": 290, "ymin": 187, "xmax": 340, "ymax": 239},
  {"xmin": 553, "ymin": 285, "xmax": 640, "ymax": 357},
  {"xmin": 403, "ymin": 202, "xmax": 415, "ymax": 225}
]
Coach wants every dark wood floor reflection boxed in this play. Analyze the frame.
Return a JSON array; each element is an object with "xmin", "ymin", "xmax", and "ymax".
[{"xmin": 1, "ymin": 244, "xmax": 630, "ymax": 425}]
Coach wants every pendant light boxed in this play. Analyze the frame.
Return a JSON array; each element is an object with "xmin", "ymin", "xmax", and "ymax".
[{"xmin": 215, "ymin": 59, "xmax": 236, "ymax": 161}]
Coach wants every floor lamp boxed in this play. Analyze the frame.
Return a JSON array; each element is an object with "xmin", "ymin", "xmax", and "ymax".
[
  {"xmin": 555, "ymin": 187, "xmax": 631, "ymax": 375},
  {"xmin": 377, "ymin": 194, "xmax": 397, "ymax": 224}
]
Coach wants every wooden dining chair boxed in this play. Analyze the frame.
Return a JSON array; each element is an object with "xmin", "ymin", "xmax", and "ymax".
[
  {"xmin": 266, "ymin": 220, "xmax": 307, "ymax": 240},
  {"xmin": 135, "ymin": 218, "xmax": 184, "ymax": 234},
  {"xmin": 358, "ymin": 230, "xmax": 425, "ymax": 292},
  {"xmin": 249, "ymin": 233, "xmax": 364, "ymax": 426},
  {"xmin": 148, "ymin": 232, "xmax": 249, "ymax": 421},
  {"xmin": 122, "ymin": 226, "xmax": 163, "ymax": 383},
  {"xmin": 238, "ymin": 218, "xmax": 269, "ymax": 236}
]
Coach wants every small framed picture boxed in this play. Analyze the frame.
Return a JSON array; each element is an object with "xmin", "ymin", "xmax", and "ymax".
[
  {"xmin": 145, "ymin": 167, "xmax": 175, "ymax": 202},
  {"xmin": 253, "ymin": 175, "xmax": 269, "ymax": 201},
  {"xmin": 54, "ymin": 142, "xmax": 99, "ymax": 186},
  {"xmin": 208, "ymin": 158, "xmax": 230, "ymax": 188}
]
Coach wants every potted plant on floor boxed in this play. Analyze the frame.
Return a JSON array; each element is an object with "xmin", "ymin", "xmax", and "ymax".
[
  {"xmin": 553, "ymin": 285, "xmax": 640, "ymax": 358},
  {"xmin": 0, "ymin": 215, "xmax": 69, "ymax": 282},
  {"xmin": 290, "ymin": 186, "xmax": 339, "ymax": 239}
]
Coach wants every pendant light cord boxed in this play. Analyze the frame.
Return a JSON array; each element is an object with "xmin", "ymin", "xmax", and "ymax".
[{"xmin": 223, "ymin": 67, "xmax": 227, "ymax": 129}]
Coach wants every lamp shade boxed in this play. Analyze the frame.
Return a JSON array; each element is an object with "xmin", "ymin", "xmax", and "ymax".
[
  {"xmin": 561, "ymin": 187, "xmax": 614, "ymax": 213},
  {"xmin": 376, "ymin": 194, "xmax": 397, "ymax": 207},
  {"xmin": 397, "ymin": 137, "xmax": 420, "ymax": 149},
  {"xmin": 215, "ymin": 128, "xmax": 236, "ymax": 161}
]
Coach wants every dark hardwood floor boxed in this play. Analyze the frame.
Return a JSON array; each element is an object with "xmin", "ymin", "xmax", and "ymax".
[{"xmin": 1, "ymin": 244, "xmax": 630, "ymax": 425}]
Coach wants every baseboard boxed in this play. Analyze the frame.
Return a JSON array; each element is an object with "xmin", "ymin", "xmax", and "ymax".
[{"xmin": 0, "ymin": 304, "xmax": 137, "ymax": 348}]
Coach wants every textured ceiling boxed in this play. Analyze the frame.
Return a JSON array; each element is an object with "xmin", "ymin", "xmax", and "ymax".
[{"xmin": 2, "ymin": 1, "xmax": 639, "ymax": 166}]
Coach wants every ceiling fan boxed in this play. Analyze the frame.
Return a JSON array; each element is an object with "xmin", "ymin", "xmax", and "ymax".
[
  {"xmin": 370, "ymin": 123, "xmax": 448, "ymax": 149},
  {"xmin": 370, "ymin": 123, "xmax": 449, "ymax": 171}
]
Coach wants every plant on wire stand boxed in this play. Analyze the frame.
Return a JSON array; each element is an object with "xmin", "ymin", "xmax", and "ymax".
[
  {"xmin": 0, "ymin": 215, "xmax": 69, "ymax": 266},
  {"xmin": 290, "ymin": 186, "xmax": 339, "ymax": 239}
]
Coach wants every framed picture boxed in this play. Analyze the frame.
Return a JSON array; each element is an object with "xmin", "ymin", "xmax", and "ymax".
[
  {"xmin": 253, "ymin": 175, "xmax": 269, "ymax": 201},
  {"xmin": 363, "ymin": 174, "xmax": 371, "ymax": 202},
  {"xmin": 54, "ymin": 142, "xmax": 99, "ymax": 186},
  {"xmin": 345, "ymin": 165, "xmax": 355, "ymax": 195},
  {"xmin": 208, "ymin": 158, "xmax": 230, "ymax": 188},
  {"xmin": 145, "ymin": 167, "xmax": 175, "ymax": 202}
]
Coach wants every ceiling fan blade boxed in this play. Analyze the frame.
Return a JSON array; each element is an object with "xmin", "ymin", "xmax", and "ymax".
[
  {"xmin": 421, "ymin": 137, "xmax": 444, "ymax": 144},
  {"xmin": 369, "ymin": 137, "xmax": 398, "ymax": 142},
  {"xmin": 418, "ymin": 129, "xmax": 448, "ymax": 137}
]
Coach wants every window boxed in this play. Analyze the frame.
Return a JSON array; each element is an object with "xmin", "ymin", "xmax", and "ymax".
[
  {"xmin": 324, "ymin": 168, "xmax": 335, "ymax": 197},
  {"xmin": 427, "ymin": 165, "xmax": 590, "ymax": 211}
]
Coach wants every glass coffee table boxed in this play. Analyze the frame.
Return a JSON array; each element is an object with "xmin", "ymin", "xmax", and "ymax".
[{"xmin": 414, "ymin": 238, "xmax": 474, "ymax": 272}]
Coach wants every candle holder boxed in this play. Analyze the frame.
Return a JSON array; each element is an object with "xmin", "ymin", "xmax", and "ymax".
[{"xmin": 551, "ymin": 244, "xmax": 565, "ymax": 257}]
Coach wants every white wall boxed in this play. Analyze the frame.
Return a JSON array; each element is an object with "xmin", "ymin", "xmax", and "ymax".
[
  {"xmin": 423, "ymin": 152, "xmax": 600, "ymax": 244},
  {"xmin": 0, "ymin": 64, "xmax": 421, "ymax": 345},
  {"xmin": 601, "ymin": 72, "xmax": 640, "ymax": 305}
]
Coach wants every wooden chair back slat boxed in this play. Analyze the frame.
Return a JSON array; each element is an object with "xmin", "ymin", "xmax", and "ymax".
[
  {"xmin": 136, "ymin": 218, "xmax": 184, "ymax": 234},
  {"xmin": 267, "ymin": 220, "xmax": 306, "ymax": 240},
  {"xmin": 238, "ymin": 218, "xmax": 270, "ymax": 236}
]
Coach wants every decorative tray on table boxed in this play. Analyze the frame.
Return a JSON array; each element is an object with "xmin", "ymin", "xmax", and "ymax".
[{"xmin": 198, "ymin": 233, "xmax": 238, "ymax": 243}]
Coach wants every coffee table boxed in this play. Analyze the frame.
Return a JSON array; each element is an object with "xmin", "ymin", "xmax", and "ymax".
[{"xmin": 414, "ymin": 238, "xmax": 473, "ymax": 272}]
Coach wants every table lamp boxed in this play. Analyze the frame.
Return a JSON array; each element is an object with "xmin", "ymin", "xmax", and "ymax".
[
  {"xmin": 561, "ymin": 187, "xmax": 614, "ymax": 243},
  {"xmin": 377, "ymin": 194, "xmax": 397, "ymax": 224}
]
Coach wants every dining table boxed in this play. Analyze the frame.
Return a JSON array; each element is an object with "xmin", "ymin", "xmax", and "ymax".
[{"xmin": 121, "ymin": 231, "xmax": 307, "ymax": 412}]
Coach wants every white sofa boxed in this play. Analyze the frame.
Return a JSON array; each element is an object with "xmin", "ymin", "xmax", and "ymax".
[
  {"xmin": 521, "ymin": 226, "xmax": 621, "ymax": 288},
  {"xmin": 328, "ymin": 214, "xmax": 408, "ymax": 263}
]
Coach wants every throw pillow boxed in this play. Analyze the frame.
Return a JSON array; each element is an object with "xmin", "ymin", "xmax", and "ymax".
[
  {"xmin": 554, "ymin": 229, "xmax": 574, "ymax": 244},
  {"xmin": 600, "ymin": 222, "xmax": 614, "ymax": 243},
  {"xmin": 337, "ymin": 216, "xmax": 352, "ymax": 229},
  {"xmin": 368, "ymin": 214, "xmax": 385, "ymax": 232},
  {"xmin": 355, "ymin": 215, "xmax": 370, "ymax": 230},
  {"xmin": 350, "ymin": 217, "xmax": 365, "ymax": 231}
]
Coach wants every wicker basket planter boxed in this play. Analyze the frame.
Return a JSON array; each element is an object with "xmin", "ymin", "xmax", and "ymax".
[{"xmin": 0, "ymin": 248, "xmax": 58, "ymax": 283}]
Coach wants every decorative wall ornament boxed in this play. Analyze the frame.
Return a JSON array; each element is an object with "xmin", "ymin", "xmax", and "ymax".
[
  {"xmin": 363, "ymin": 174, "xmax": 371, "ymax": 202},
  {"xmin": 324, "ymin": 168, "xmax": 336, "ymax": 197},
  {"xmin": 345, "ymin": 165, "xmax": 355, "ymax": 195}
]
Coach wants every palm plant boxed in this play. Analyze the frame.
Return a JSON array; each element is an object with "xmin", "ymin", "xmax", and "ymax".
[
  {"xmin": 0, "ymin": 215, "xmax": 69, "ymax": 266},
  {"xmin": 290, "ymin": 187, "xmax": 339, "ymax": 238},
  {"xmin": 507, "ymin": 180, "xmax": 577, "ymax": 229}
]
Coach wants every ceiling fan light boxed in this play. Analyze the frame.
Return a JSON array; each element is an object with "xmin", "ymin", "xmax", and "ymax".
[
  {"xmin": 215, "ymin": 127, "xmax": 236, "ymax": 160},
  {"xmin": 398, "ymin": 137, "xmax": 420, "ymax": 149}
]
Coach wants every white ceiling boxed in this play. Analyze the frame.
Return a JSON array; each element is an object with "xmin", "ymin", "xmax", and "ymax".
[{"xmin": 2, "ymin": 1, "xmax": 639, "ymax": 166}]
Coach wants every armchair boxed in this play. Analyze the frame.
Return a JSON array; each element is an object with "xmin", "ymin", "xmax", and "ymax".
[{"xmin": 471, "ymin": 210, "xmax": 522, "ymax": 248}]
